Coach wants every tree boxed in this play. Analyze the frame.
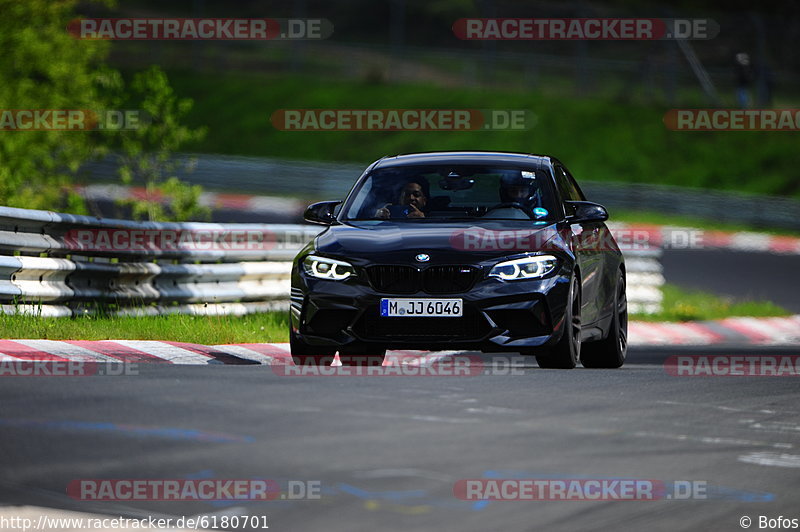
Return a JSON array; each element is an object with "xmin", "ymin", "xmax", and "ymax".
[
  {"xmin": 113, "ymin": 67, "xmax": 209, "ymax": 222},
  {"xmin": 0, "ymin": 0, "xmax": 113, "ymax": 212},
  {"xmin": 0, "ymin": 0, "xmax": 207, "ymax": 221}
]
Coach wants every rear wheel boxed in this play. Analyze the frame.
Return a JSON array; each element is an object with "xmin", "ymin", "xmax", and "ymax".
[
  {"xmin": 290, "ymin": 333, "xmax": 336, "ymax": 366},
  {"xmin": 338, "ymin": 345, "xmax": 387, "ymax": 367},
  {"xmin": 581, "ymin": 270, "xmax": 627, "ymax": 369},
  {"xmin": 536, "ymin": 276, "xmax": 581, "ymax": 369}
]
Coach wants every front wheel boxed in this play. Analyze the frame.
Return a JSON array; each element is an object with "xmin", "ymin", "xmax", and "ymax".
[
  {"xmin": 290, "ymin": 333, "xmax": 336, "ymax": 366},
  {"xmin": 536, "ymin": 276, "xmax": 581, "ymax": 369},
  {"xmin": 581, "ymin": 270, "xmax": 627, "ymax": 369}
]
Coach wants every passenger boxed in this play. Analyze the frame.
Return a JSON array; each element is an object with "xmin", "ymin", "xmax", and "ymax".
[{"xmin": 375, "ymin": 177, "xmax": 429, "ymax": 219}]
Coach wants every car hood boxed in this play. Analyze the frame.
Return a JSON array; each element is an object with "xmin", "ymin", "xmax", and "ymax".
[{"xmin": 315, "ymin": 220, "xmax": 568, "ymax": 262}]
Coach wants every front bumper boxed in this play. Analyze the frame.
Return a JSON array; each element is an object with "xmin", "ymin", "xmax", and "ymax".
[{"xmin": 291, "ymin": 267, "xmax": 573, "ymax": 352}]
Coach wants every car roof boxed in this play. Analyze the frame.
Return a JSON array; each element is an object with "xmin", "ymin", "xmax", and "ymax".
[{"xmin": 372, "ymin": 151, "xmax": 555, "ymax": 170}]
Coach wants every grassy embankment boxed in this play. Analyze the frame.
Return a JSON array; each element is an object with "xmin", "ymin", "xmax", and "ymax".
[
  {"xmin": 165, "ymin": 70, "xmax": 800, "ymax": 237},
  {"xmin": 166, "ymin": 70, "xmax": 800, "ymax": 199}
]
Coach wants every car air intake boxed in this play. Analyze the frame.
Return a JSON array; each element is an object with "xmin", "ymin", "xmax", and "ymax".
[
  {"xmin": 367, "ymin": 265, "xmax": 418, "ymax": 294},
  {"xmin": 423, "ymin": 265, "xmax": 480, "ymax": 293},
  {"xmin": 367, "ymin": 265, "xmax": 481, "ymax": 294}
]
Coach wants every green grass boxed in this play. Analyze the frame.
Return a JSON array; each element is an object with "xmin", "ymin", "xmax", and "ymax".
[
  {"xmin": 636, "ymin": 284, "xmax": 792, "ymax": 322},
  {"xmin": 163, "ymin": 70, "xmax": 800, "ymax": 199},
  {"xmin": 0, "ymin": 285, "xmax": 791, "ymax": 344},
  {"xmin": 0, "ymin": 311, "xmax": 289, "ymax": 344}
]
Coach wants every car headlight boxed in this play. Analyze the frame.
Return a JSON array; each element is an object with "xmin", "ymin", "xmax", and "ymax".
[
  {"xmin": 302, "ymin": 255, "xmax": 355, "ymax": 280},
  {"xmin": 488, "ymin": 255, "xmax": 558, "ymax": 281}
]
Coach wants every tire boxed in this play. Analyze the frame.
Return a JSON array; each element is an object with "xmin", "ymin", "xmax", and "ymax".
[
  {"xmin": 290, "ymin": 333, "xmax": 336, "ymax": 366},
  {"xmin": 338, "ymin": 345, "xmax": 387, "ymax": 367},
  {"xmin": 581, "ymin": 270, "xmax": 627, "ymax": 369},
  {"xmin": 536, "ymin": 275, "xmax": 581, "ymax": 369}
]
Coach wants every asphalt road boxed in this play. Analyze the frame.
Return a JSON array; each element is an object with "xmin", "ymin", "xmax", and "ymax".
[{"xmin": 1, "ymin": 347, "xmax": 798, "ymax": 532}]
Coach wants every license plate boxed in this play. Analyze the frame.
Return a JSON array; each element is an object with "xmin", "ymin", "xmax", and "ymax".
[{"xmin": 380, "ymin": 298, "xmax": 463, "ymax": 317}]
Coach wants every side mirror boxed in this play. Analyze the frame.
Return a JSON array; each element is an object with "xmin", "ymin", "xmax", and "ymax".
[
  {"xmin": 304, "ymin": 201, "xmax": 341, "ymax": 225},
  {"xmin": 565, "ymin": 200, "xmax": 608, "ymax": 224}
]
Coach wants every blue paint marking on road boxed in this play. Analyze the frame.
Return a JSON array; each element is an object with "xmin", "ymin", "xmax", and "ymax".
[
  {"xmin": 471, "ymin": 500, "xmax": 490, "ymax": 510},
  {"xmin": 336, "ymin": 482, "xmax": 428, "ymax": 501},
  {"xmin": 0, "ymin": 418, "xmax": 254, "ymax": 443},
  {"xmin": 184, "ymin": 470, "xmax": 284, "ymax": 508},
  {"xmin": 185, "ymin": 470, "xmax": 233, "ymax": 508},
  {"xmin": 700, "ymin": 485, "xmax": 775, "ymax": 502},
  {"xmin": 185, "ymin": 469, "xmax": 217, "ymax": 479}
]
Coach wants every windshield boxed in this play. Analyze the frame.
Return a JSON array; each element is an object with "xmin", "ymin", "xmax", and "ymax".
[{"xmin": 341, "ymin": 164, "xmax": 559, "ymax": 222}]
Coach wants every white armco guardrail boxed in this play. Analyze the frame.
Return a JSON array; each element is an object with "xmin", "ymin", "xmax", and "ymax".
[
  {"xmin": 0, "ymin": 205, "xmax": 663, "ymax": 317},
  {"xmin": 624, "ymin": 249, "xmax": 663, "ymax": 314},
  {"xmin": 0, "ymin": 206, "xmax": 318, "ymax": 317}
]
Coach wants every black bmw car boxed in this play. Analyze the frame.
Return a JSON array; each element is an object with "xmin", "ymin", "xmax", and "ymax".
[{"xmin": 290, "ymin": 151, "xmax": 627, "ymax": 369}]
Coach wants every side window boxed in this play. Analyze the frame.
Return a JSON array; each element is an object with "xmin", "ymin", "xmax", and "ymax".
[
  {"xmin": 554, "ymin": 165, "xmax": 582, "ymax": 202},
  {"xmin": 561, "ymin": 165, "xmax": 587, "ymax": 201}
]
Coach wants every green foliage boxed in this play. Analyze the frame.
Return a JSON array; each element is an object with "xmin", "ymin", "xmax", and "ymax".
[
  {"xmin": 168, "ymin": 71, "xmax": 800, "ymax": 199},
  {"xmin": 0, "ymin": 0, "xmax": 113, "ymax": 212},
  {"xmin": 114, "ymin": 66, "xmax": 208, "ymax": 221},
  {"xmin": 0, "ymin": 1, "xmax": 206, "ymax": 220}
]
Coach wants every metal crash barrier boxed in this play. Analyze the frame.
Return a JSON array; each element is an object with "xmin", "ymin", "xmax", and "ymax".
[{"xmin": 0, "ymin": 206, "xmax": 318, "ymax": 317}]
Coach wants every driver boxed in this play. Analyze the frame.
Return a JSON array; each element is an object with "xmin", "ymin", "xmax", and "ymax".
[
  {"xmin": 375, "ymin": 177, "xmax": 429, "ymax": 219},
  {"xmin": 499, "ymin": 172, "xmax": 535, "ymax": 205},
  {"xmin": 484, "ymin": 172, "xmax": 549, "ymax": 219}
]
